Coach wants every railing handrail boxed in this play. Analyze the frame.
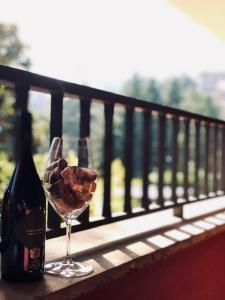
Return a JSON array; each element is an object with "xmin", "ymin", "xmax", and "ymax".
[{"xmin": 0, "ymin": 64, "xmax": 225, "ymax": 126}]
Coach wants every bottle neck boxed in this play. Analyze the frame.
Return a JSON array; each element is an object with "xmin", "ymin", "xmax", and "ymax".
[
  {"xmin": 20, "ymin": 134, "xmax": 32, "ymax": 158},
  {"xmin": 15, "ymin": 111, "xmax": 33, "ymax": 162}
]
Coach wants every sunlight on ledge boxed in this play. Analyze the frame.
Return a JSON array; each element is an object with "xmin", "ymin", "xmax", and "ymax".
[
  {"xmin": 193, "ymin": 220, "xmax": 215, "ymax": 230},
  {"xmin": 179, "ymin": 224, "xmax": 205, "ymax": 235},
  {"xmin": 204, "ymin": 216, "xmax": 225, "ymax": 226},
  {"xmin": 126, "ymin": 241, "xmax": 154, "ymax": 256},
  {"xmin": 164, "ymin": 229, "xmax": 190, "ymax": 241},
  {"xmin": 103, "ymin": 250, "xmax": 131, "ymax": 267},
  {"xmin": 147, "ymin": 235, "xmax": 175, "ymax": 248}
]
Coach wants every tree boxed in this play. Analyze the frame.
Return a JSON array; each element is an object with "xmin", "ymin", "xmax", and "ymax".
[
  {"xmin": 146, "ymin": 79, "xmax": 162, "ymax": 104},
  {"xmin": 120, "ymin": 73, "xmax": 221, "ymax": 179},
  {"xmin": 0, "ymin": 23, "xmax": 32, "ymax": 198},
  {"xmin": 166, "ymin": 79, "xmax": 182, "ymax": 108},
  {"xmin": 0, "ymin": 23, "xmax": 31, "ymax": 157},
  {"xmin": 182, "ymin": 89, "xmax": 220, "ymax": 118},
  {"xmin": 123, "ymin": 73, "xmax": 145, "ymax": 99},
  {"xmin": 0, "ymin": 23, "xmax": 31, "ymax": 68}
]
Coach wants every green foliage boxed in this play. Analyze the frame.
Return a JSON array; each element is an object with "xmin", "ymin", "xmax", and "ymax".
[
  {"xmin": 0, "ymin": 85, "xmax": 15, "ymax": 157},
  {"xmin": 111, "ymin": 159, "xmax": 125, "ymax": 187},
  {"xmin": 182, "ymin": 89, "xmax": 220, "ymax": 118},
  {"xmin": 0, "ymin": 22, "xmax": 32, "ymax": 201},
  {"xmin": 0, "ymin": 23, "xmax": 31, "ymax": 68},
  {"xmin": 166, "ymin": 79, "xmax": 183, "ymax": 107},
  {"xmin": 123, "ymin": 74, "xmax": 146, "ymax": 99},
  {"xmin": 149, "ymin": 168, "xmax": 206, "ymax": 189},
  {"xmin": 0, "ymin": 152, "xmax": 14, "ymax": 200},
  {"xmin": 110, "ymin": 159, "xmax": 125, "ymax": 213},
  {"xmin": 33, "ymin": 152, "xmax": 48, "ymax": 180},
  {"xmin": 146, "ymin": 80, "xmax": 162, "ymax": 104},
  {"xmin": 122, "ymin": 74, "xmax": 220, "ymax": 118},
  {"xmin": 121, "ymin": 74, "xmax": 221, "ymax": 175},
  {"xmin": 90, "ymin": 159, "xmax": 126, "ymax": 216},
  {"xmin": 89, "ymin": 177, "xmax": 103, "ymax": 217},
  {"xmin": 32, "ymin": 113, "xmax": 50, "ymax": 153},
  {"xmin": 90, "ymin": 102, "xmax": 105, "ymax": 173},
  {"xmin": 112, "ymin": 106, "xmax": 125, "ymax": 163},
  {"xmin": 0, "ymin": 23, "xmax": 31, "ymax": 159},
  {"xmin": 62, "ymin": 99, "xmax": 80, "ymax": 154}
]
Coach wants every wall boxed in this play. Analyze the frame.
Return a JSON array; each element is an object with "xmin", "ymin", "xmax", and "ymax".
[{"xmin": 77, "ymin": 232, "xmax": 225, "ymax": 300}]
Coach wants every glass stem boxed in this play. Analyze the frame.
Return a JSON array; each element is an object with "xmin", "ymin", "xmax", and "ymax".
[{"xmin": 66, "ymin": 221, "xmax": 72, "ymax": 263}]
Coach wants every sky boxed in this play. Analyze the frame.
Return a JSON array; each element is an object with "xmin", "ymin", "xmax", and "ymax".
[{"xmin": 1, "ymin": 0, "xmax": 225, "ymax": 91}]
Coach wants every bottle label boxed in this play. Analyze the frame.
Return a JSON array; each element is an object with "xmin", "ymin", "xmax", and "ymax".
[
  {"xmin": 15, "ymin": 208, "xmax": 45, "ymax": 272},
  {"xmin": 15, "ymin": 208, "xmax": 45, "ymax": 248}
]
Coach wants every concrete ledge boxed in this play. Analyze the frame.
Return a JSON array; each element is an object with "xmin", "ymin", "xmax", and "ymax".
[{"xmin": 1, "ymin": 198, "xmax": 225, "ymax": 300}]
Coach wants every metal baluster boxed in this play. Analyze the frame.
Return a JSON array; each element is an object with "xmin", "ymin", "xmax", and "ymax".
[
  {"xmin": 171, "ymin": 117, "xmax": 179, "ymax": 204},
  {"xmin": 218, "ymin": 127, "xmax": 222, "ymax": 193},
  {"xmin": 221, "ymin": 127, "xmax": 225, "ymax": 193},
  {"xmin": 78, "ymin": 97, "xmax": 91, "ymax": 224},
  {"xmin": 194, "ymin": 121, "xmax": 200, "ymax": 199},
  {"xmin": 103, "ymin": 103, "xmax": 114, "ymax": 218},
  {"xmin": 173, "ymin": 117, "xmax": 183, "ymax": 218},
  {"xmin": 213, "ymin": 125, "xmax": 218, "ymax": 193},
  {"xmin": 124, "ymin": 107, "xmax": 134, "ymax": 214},
  {"xmin": 142, "ymin": 110, "xmax": 151, "ymax": 210},
  {"xmin": 15, "ymin": 84, "xmax": 29, "ymax": 111},
  {"xmin": 48, "ymin": 91, "xmax": 63, "ymax": 229},
  {"xmin": 183, "ymin": 119, "xmax": 190, "ymax": 201},
  {"xmin": 204, "ymin": 123, "xmax": 209, "ymax": 196},
  {"xmin": 158, "ymin": 114, "xmax": 165, "ymax": 207}
]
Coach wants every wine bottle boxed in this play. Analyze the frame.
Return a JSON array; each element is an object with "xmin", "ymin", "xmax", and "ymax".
[{"xmin": 1, "ymin": 110, "xmax": 46, "ymax": 282}]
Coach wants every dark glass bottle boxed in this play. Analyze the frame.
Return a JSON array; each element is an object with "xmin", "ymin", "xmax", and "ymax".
[{"xmin": 1, "ymin": 110, "xmax": 46, "ymax": 282}]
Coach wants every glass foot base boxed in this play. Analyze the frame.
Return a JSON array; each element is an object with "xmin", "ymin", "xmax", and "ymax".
[{"xmin": 45, "ymin": 259, "xmax": 93, "ymax": 278}]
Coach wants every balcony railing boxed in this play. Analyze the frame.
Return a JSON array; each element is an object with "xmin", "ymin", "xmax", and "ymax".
[{"xmin": 1, "ymin": 65, "xmax": 225, "ymax": 239}]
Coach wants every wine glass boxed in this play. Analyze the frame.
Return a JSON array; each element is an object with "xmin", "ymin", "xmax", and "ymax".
[{"xmin": 43, "ymin": 137, "xmax": 97, "ymax": 278}]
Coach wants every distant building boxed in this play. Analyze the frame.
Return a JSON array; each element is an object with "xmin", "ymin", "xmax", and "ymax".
[{"xmin": 198, "ymin": 72, "xmax": 225, "ymax": 102}]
